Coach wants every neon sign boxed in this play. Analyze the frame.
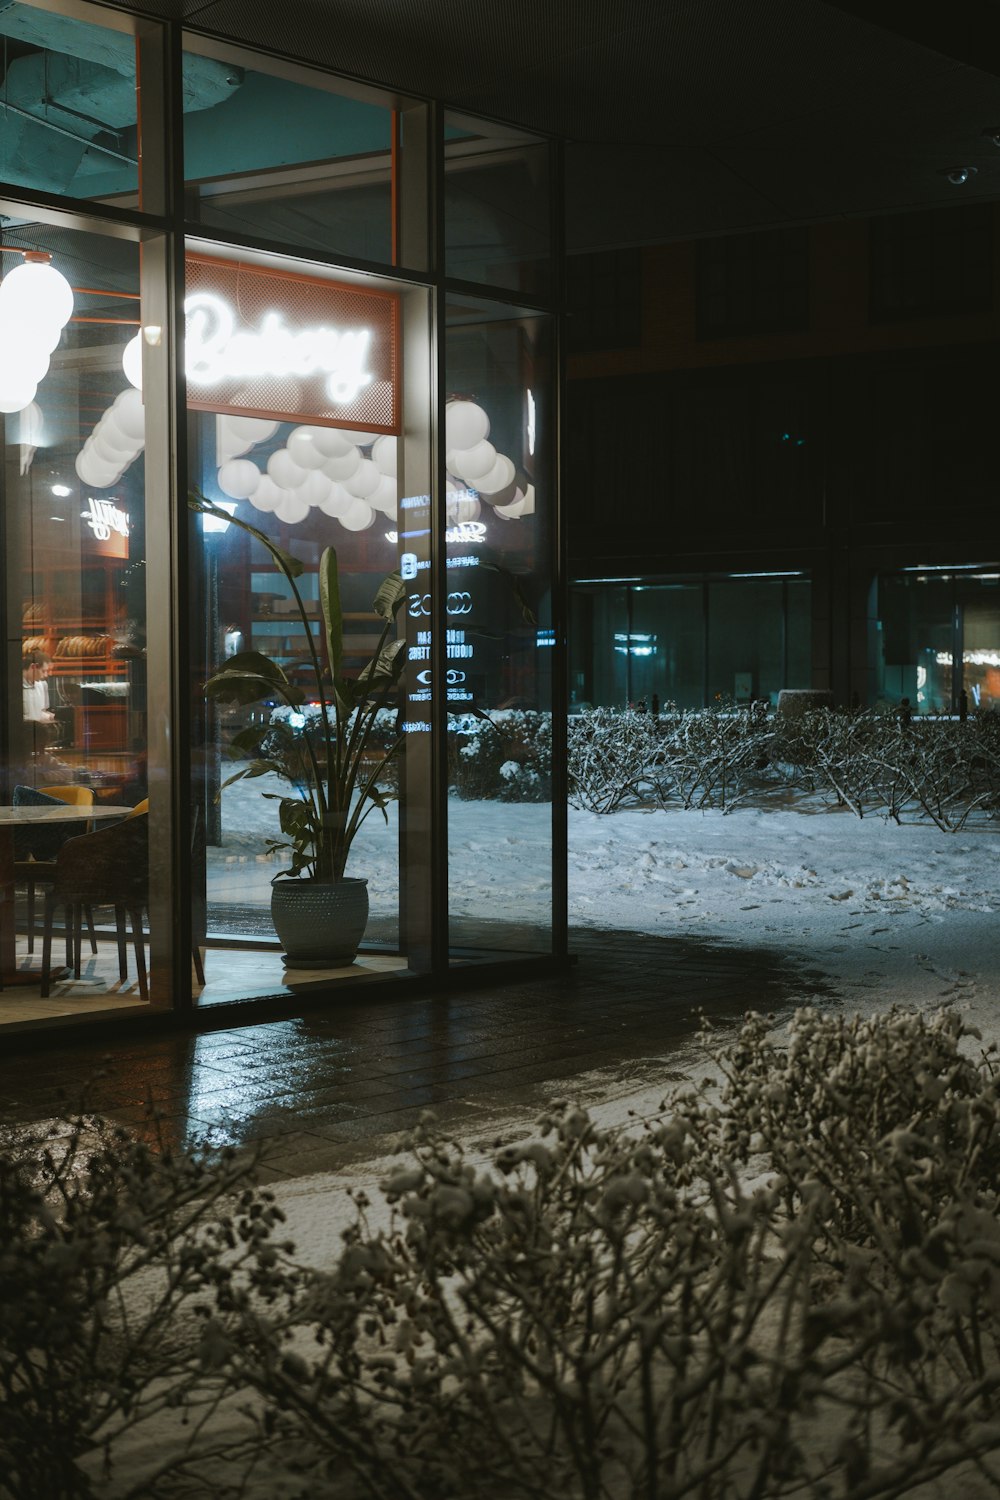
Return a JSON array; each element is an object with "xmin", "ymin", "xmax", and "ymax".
[
  {"xmin": 82, "ymin": 496, "xmax": 129, "ymax": 542},
  {"xmin": 182, "ymin": 254, "xmax": 400, "ymax": 432},
  {"xmin": 185, "ymin": 293, "xmax": 374, "ymax": 406}
]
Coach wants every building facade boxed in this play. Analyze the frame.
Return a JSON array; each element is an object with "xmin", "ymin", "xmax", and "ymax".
[
  {"xmin": 0, "ymin": 0, "xmax": 566, "ymax": 1036},
  {"xmin": 567, "ymin": 207, "xmax": 1000, "ymax": 716}
]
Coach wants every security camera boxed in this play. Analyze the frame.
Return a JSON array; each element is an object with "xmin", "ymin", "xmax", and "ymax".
[{"xmin": 941, "ymin": 166, "xmax": 977, "ymax": 186}]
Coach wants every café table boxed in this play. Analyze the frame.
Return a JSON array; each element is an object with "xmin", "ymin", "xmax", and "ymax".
[{"xmin": 0, "ymin": 804, "xmax": 132, "ymax": 985}]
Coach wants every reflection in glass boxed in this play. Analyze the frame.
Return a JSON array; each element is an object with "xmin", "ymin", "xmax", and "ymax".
[
  {"xmin": 444, "ymin": 115, "xmax": 550, "ymax": 295},
  {"xmin": 569, "ymin": 577, "xmax": 811, "ymax": 710},
  {"xmin": 0, "ymin": 220, "xmax": 151, "ymax": 1022},
  {"xmin": 183, "ymin": 47, "xmax": 393, "ymax": 263},
  {"xmin": 876, "ymin": 570, "xmax": 1000, "ymax": 713},
  {"xmin": 0, "ymin": 1, "xmax": 141, "ymax": 203},
  {"xmin": 443, "ymin": 299, "xmax": 553, "ymax": 957}
]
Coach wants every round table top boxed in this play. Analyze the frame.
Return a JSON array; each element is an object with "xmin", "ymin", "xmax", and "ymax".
[{"xmin": 0, "ymin": 804, "xmax": 132, "ymax": 824}]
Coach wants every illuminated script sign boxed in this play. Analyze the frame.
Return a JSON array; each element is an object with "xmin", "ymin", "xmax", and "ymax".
[{"xmin": 184, "ymin": 255, "xmax": 400, "ymax": 434}]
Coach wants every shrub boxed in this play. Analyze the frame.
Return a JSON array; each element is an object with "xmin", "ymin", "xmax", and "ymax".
[
  {"xmin": 6, "ymin": 1010, "xmax": 1000, "ymax": 1498},
  {"xmin": 218, "ymin": 1009, "xmax": 1000, "ymax": 1499}
]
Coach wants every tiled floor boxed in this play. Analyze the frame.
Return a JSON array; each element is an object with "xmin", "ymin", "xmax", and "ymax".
[
  {"xmin": 0, "ymin": 927, "xmax": 835, "ymax": 1176},
  {"xmin": 0, "ymin": 937, "xmax": 410, "ymax": 1026}
]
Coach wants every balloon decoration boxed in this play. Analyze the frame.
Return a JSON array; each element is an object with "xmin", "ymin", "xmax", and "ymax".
[
  {"xmin": 75, "ymin": 388, "xmax": 147, "ymax": 489},
  {"xmin": 213, "ymin": 397, "xmax": 534, "ymax": 533}
]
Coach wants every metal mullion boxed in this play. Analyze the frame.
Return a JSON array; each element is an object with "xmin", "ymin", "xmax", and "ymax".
[
  {"xmin": 136, "ymin": 18, "xmax": 192, "ymax": 1012},
  {"xmin": 550, "ymin": 135, "xmax": 568, "ymax": 964},
  {"xmin": 430, "ymin": 102, "xmax": 449, "ymax": 975}
]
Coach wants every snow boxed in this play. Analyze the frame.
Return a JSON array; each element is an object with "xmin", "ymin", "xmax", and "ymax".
[
  {"xmin": 215, "ymin": 775, "xmax": 1000, "ymax": 1036},
  {"xmin": 95, "ymin": 787, "xmax": 1000, "ymax": 1496}
]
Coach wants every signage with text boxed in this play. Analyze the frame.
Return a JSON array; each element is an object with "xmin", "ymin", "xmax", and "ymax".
[{"xmin": 185, "ymin": 255, "xmax": 400, "ymax": 434}]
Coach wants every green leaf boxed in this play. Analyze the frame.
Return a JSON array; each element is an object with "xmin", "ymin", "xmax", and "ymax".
[
  {"xmin": 205, "ymin": 652, "xmax": 303, "ymax": 707},
  {"xmin": 219, "ymin": 760, "xmax": 279, "ymax": 791},
  {"xmin": 319, "ymin": 547, "xmax": 343, "ymax": 683},
  {"xmin": 372, "ymin": 571, "xmax": 405, "ymax": 623},
  {"xmin": 189, "ymin": 492, "xmax": 305, "ymax": 578},
  {"xmin": 354, "ymin": 638, "xmax": 407, "ymax": 694}
]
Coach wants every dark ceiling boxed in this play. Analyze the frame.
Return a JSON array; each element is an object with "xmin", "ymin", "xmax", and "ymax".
[{"xmin": 98, "ymin": 0, "xmax": 1000, "ymax": 249}]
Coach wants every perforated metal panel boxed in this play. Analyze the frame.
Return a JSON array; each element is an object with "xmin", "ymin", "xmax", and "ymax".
[{"xmin": 185, "ymin": 254, "xmax": 400, "ymax": 433}]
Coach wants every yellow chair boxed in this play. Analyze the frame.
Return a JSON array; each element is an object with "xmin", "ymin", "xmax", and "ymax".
[{"xmin": 13, "ymin": 784, "xmax": 96, "ymax": 954}]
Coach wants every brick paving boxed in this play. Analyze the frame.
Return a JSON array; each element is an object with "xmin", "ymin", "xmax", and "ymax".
[{"xmin": 0, "ymin": 928, "xmax": 834, "ymax": 1177}]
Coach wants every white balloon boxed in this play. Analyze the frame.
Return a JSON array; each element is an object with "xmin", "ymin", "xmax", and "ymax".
[
  {"xmin": 339, "ymin": 498, "xmax": 375, "ymax": 531},
  {"xmin": 371, "ymin": 435, "xmax": 397, "ymax": 476},
  {"xmin": 447, "ymin": 494, "xmax": 482, "ymax": 523},
  {"xmin": 297, "ymin": 469, "xmax": 332, "ymax": 507},
  {"xmin": 286, "ymin": 427, "xmax": 331, "ymax": 470},
  {"xmin": 75, "ymin": 448, "xmax": 119, "ymax": 487},
  {"xmin": 249, "ymin": 475, "xmax": 281, "ymax": 512},
  {"xmin": 343, "ymin": 458, "xmax": 380, "ymax": 498},
  {"xmin": 475, "ymin": 453, "xmax": 517, "ymax": 495},
  {"xmin": 112, "ymin": 387, "xmax": 146, "ymax": 441},
  {"xmin": 369, "ymin": 475, "xmax": 397, "ymax": 514},
  {"xmin": 322, "ymin": 447, "xmax": 362, "ymax": 482},
  {"xmin": 218, "ymin": 458, "xmax": 262, "ymax": 500},
  {"xmin": 318, "ymin": 482, "xmax": 351, "ymax": 517},
  {"xmin": 453, "ymin": 440, "xmax": 497, "ymax": 482},
  {"xmin": 338, "ymin": 429, "xmax": 379, "ymax": 448},
  {"xmin": 521, "ymin": 483, "xmax": 535, "ymax": 515},
  {"xmin": 91, "ymin": 430, "xmax": 131, "ymax": 466},
  {"xmin": 445, "ymin": 399, "xmax": 489, "ymax": 450},
  {"xmin": 122, "ymin": 333, "xmax": 143, "ymax": 390},
  {"xmin": 274, "ymin": 493, "xmax": 311, "ymax": 525},
  {"xmin": 267, "ymin": 448, "xmax": 307, "ymax": 489},
  {"xmin": 227, "ymin": 416, "xmax": 279, "ymax": 445},
  {"xmin": 493, "ymin": 489, "xmax": 528, "ymax": 519},
  {"xmin": 95, "ymin": 415, "xmax": 139, "ymax": 453},
  {"xmin": 311, "ymin": 426, "xmax": 357, "ymax": 458}
]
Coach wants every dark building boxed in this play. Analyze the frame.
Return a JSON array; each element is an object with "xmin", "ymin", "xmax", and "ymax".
[{"xmin": 567, "ymin": 207, "xmax": 1000, "ymax": 715}]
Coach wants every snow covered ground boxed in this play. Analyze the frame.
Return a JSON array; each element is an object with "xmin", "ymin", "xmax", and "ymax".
[
  {"xmin": 94, "ymin": 791, "xmax": 1000, "ymax": 1495},
  {"xmin": 213, "ymin": 776, "xmax": 1000, "ymax": 1037}
]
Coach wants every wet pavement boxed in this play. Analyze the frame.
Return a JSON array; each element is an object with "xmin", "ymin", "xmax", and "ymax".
[{"xmin": 0, "ymin": 928, "xmax": 834, "ymax": 1177}]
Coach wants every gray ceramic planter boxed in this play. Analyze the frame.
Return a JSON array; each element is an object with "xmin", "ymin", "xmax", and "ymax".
[{"xmin": 270, "ymin": 876, "xmax": 369, "ymax": 967}]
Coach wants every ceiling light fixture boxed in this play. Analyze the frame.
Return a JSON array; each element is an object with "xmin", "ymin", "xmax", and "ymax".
[{"xmin": 0, "ymin": 247, "xmax": 75, "ymax": 414}]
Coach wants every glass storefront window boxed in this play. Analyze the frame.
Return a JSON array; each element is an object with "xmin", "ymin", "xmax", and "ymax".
[
  {"xmin": 185, "ymin": 246, "xmax": 432, "ymax": 1001},
  {"xmin": 0, "ymin": 18, "xmax": 560, "ymax": 1033},
  {"xmin": 569, "ymin": 576, "xmax": 811, "ymax": 710},
  {"xmin": 1, "ymin": 217, "xmax": 156, "ymax": 1021},
  {"xmin": 876, "ymin": 569, "xmax": 1000, "ymax": 713},
  {"xmin": 443, "ymin": 296, "xmax": 554, "ymax": 957},
  {"xmin": 182, "ymin": 44, "xmax": 394, "ymax": 265},
  {"xmin": 0, "ymin": 1, "xmax": 141, "ymax": 204},
  {"xmin": 444, "ymin": 114, "xmax": 550, "ymax": 296}
]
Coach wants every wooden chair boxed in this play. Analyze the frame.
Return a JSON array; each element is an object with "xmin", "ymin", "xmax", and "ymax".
[
  {"xmin": 41, "ymin": 814, "xmax": 149, "ymax": 1000},
  {"xmin": 13, "ymin": 783, "xmax": 97, "ymax": 955}
]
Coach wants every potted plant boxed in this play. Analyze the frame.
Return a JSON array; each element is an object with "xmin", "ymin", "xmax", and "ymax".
[{"xmin": 189, "ymin": 493, "xmax": 407, "ymax": 966}]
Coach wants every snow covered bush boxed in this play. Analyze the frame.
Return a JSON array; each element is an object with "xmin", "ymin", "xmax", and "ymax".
[
  {"xmin": 0, "ymin": 1108, "xmax": 285, "ymax": 1500},
  {"xmin": 448, "ymin": 710, "xmax": 551, "ymax": 801},
  {"xmin": 212, "ymin": 1009, "xmax": 1000, "ymax": 1500},
  {"xmin": 7, "ymin": 1008, "xmax": 1000, "ymax": 1498},
  {"xmin": 569, "ymin": 704, "xmax": 1000, "ymax": 827},
  {"xmin": 566, "ymin": 705, "xmax": 669, "ymax": 812}
]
